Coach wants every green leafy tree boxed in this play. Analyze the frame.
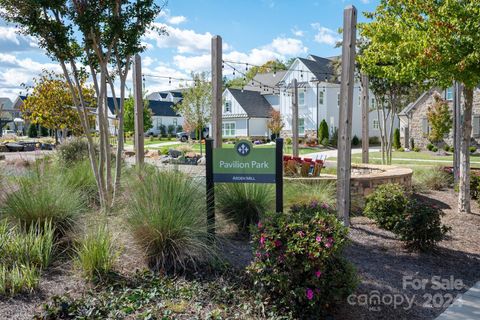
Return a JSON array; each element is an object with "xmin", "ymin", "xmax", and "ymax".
[
  {"xmin": 393, "ymin": 128, "xmax": 401, "ymax": 150},
  {"xmin": 174, "ymin": 72, "xmax": 211, "ymax": 155},
  {"xmin": 318, "ymin": 119, "xmax": 329, "ymax": 145},
  {"xmin": 0, "ymin": 0, "xmax": 163, "ymax": 209},
  {"xmin": 427, "ymin": 94, "xmax": 452, "ymax": 144},
  {"xmin": 358, "ymin": 0, "xmax": 480, "ymax": 213},
  {"xmin": 226, "ymin": 60, "xmax": 287, "ymax": 88},
  {"xmin": 123, "ymin": 96, "xmax": 153, "ymax": 134}
]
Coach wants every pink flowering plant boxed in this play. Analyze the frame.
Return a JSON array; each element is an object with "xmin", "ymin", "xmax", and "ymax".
[{"xmin": 247, "ymin": 201, "xmax": 358, "ymax": 316}]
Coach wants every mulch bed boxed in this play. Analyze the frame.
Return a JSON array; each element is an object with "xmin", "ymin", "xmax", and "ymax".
[{"xmin": 1, "ymin": 188, "xmax": 480, "ymax": 319}]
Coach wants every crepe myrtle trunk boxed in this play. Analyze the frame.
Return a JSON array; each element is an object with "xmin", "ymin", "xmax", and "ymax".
[{"xmin": 458, "ymin": 86, "xmax": 474, "ymax": 214}]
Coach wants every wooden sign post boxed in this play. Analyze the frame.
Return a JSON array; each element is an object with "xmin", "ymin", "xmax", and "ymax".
[
  {"xmin": 211, "ymin": 36, "xmax": 223, "ymax": 149},
  {"xmin": 453, "ymin": 81, "xmax": 462, "ymax": 185},
  {"xmin": 336, "ymin": 5, "xmax": 357, "ymax": 227},
  {"xmin": 291, "ymin": 78, "xmax": 299, "ymax": 157},
  {"xmin": 361, "ymin": 74, "xmax": 369, "ymax": 164},
  {"xmin": 133, "ymin": 53, "xmax": 144, "ymax": 166}
]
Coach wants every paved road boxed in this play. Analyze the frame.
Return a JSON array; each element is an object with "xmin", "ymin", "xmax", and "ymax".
[
  {"xmin": 125, "ymin": 141, "xmax": 180, "ymax": 150},
  {"xmin": 303, "ymin": 148, "xmax": 380, "ymax": 159}
]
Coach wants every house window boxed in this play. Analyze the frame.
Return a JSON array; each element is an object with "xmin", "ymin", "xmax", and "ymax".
[
  {"xmin": 222, "ymin": 122, "xmax": 236, "ymax": 137},
  {"xmin": 445, "ymin": 87, "xmax": 453, "ymax": 101},
  {"xmin": 156, "ymin": 118, "xmax": 162, "ymax": 129},
  {"xmin": 318, "ymin": 91, "xmax": 324, "ymax": 105},
  {"xmin": 371, "ymin": 97, "xmax": 376, "ymax": 108},
  {"xmin": 373, "ymin": 120, "xmax": 379, "ymax": 130},
  {"xmin": 473, "ymin": 116, "xmax": 480, "ymax": 137},
  {"xmin": 422, "ymin": 118, "xmax": 429, "ymax": 134},
  {"xmin": 299, "ymin": 118, "xmax": 305, "ymax": 135},
  {"xmin": 224, "ymin": 100, "xmax": 232, "ymax": 113},
  {"xmin": 173, "ymin": 118, "xmax": 177, "ymax": 126},
  {"xmin": 298, "ymin": 92, "xmax": 305, "ymax": 106},
  {"xmin": 337, "ymin": 93, "xmax": 340, "ymax": 107}
]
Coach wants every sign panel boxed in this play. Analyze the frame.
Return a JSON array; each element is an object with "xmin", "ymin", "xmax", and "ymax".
[{"xmin": 212, "ymin": 140, "xmax": 275, "ymax": 183}]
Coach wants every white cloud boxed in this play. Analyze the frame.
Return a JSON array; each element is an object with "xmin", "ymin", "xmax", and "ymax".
[
  {"xmin": 167, "ymin": 15, "xmax": 187, "ymax": 25},
  {"xmin": 291, "ymin": 27, "xmax": 304, "ymax": 37},
  {"xmin": 267, "ymin": 37, "xmax": 307, "ymax": 56},
  {"xmin": 311, "ymin": 23, "xmax": 340, "ymax": 46},
  {"xmin": 145, "ymin": 23, "xmax": 229, "ymax": 54},
  {"xmin": 172, "ymin": 37, "xmax": 307, "ymax": 73}
]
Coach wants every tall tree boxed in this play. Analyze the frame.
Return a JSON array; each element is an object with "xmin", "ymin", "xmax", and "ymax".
[
  {"xmin": 174, "ymin": 72, "xmax": 211, "ymax": 155},
  {"xmin": 359, "ymin": 0, "xmax": 480, "ymax": 213},
  {"xmin": 22, "ymin": 71, "xmax": 96, "ymax": 140},
  {"xmin": 0, "ymin": 0, "xmax": 163, "ymax": 209}
]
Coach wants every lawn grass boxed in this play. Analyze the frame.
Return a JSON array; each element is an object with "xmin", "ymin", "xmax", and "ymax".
[
  {"xmin": 146, "ymin": 142, "xmax": 327, "ymax": 155},
  {"xmin": 331, "ymin": 151, "xmax": 480, "ymax": 169}
]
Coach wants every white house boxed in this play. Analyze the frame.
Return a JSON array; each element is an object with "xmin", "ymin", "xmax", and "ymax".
[
  {"xmin": 148, "ymin": 90, "xmax": 184, "ymax": 104},
  {"xmin": 221, "ymin": 88, "xmax": 274, "ymax": 139},
  {"xmin": 278, "ymin": 55, "xmax": 392, "ymax": 139}
]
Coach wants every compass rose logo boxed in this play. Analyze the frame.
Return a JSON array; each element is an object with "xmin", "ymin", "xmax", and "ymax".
[{"xmin": 236, "ymin": 142, "xmax": 250, "ymax": 156}]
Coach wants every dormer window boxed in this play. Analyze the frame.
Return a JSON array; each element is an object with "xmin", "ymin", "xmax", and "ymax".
[
  {"xmin": 224, "ymin": 100, "xmax": 232, "ymax": 113},
  {"xmin": 445, "ymin": 87, "xmax": 453, "ymax": 101},
  {"xmin": 298, "ymin": 92, "xmax": 305, "ymax": 106}
]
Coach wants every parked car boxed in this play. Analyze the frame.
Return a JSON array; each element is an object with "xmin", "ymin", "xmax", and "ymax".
[
  {"xmin": 145, "ymin": 128, "xmax": 161, "ymax": 137},
  {"xmin": 176, "ymin": 128, "xmax": 209, "ymax": 142},
  {"xmin": 3, "ymin": 130, "xmax": 16, "ymax": 135}
]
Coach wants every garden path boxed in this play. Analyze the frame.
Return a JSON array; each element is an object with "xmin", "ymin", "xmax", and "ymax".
[{"xmin": 436, "ymin": 281, "xmax": 480, "ymax": 319}]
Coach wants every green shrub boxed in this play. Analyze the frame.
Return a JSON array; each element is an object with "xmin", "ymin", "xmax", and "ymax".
[
  {"xmin": 216, "ymin": 184, "xmax": 274, "ymax": 233},
  {"xmin": 28, "ymin": 124, "xmax": 38, "ymax": 138},
  {"xmin": 318, "ymin": 119, "xmax": 329, "ymax": 145},
  {"xmin": 470, "ymin": 174, "xmax": 480, "ymax": 200},
  {"xmin": 413, "ymin": 147, "xmax": 421, "ymax": 152},
  {"xmin": 443, "ymin": 144, "xmax": 450, "ymax": 152},
  {"xmin": 397, "ymin": 147, "xmax": 405, "ymax": 152},
  {"xmin": 432, "ymin": 146, "xmax": 439, "ymax": 152},
  {"xmin": 40, "ymin": 126, "xmax": 49, "ymax": 137},
  {"xmin": 126, "ymin": 169, "xmax": 214, "ymax": 272},
  {"xmin": 363, "ymin": 184, "xmax": 408, "ymax": 231},
  {"xmin": 329, "ymin": 127, "xmax": 338, "ymax": 147},
  {"xmin": 413, "ymin": 166, "xmax": 451, "ymax": 192},
  {"xmin": 351, "ymin": 135, "xmax": 360, "ymax": 147},
  {"xmin": 393, "ymin": 128, "xmax": 401, "ymax": 149},
  {"xmin": 449, "ymin": 146, "xmax": 454, "ymax": 152},
  {"xmin": 426, "ymin": 143, "xmax": 434, "ymax": 151},
  {"xmin": 248, "ymin": 202, "xmax": 357, "ymax": 317},
  {"xmin": 284, "ymin": 181, "xmax": 336, "ymax": 208},
  {"xmin": 470, "ymin": 146, "xmax": 477, "ymax": 153},
  {"xmin": 0, "ymin": 221, "xmax": 54, "ymax": 296},
  {"xmin": 75, "ymin": 224, "xmax": 117, "ymax": 281},
  {"xmin": 1, "ymin": 169, "xmax": 85, "ymax": 232},
  {"xmin": 394, "ymin": 199, "xmax": 450, "ymax": 251},
  {"xmin": 369, "ymin": 136, "xmax": 380, "ymax": 145},
  {"xmin": 57, "ymin": 138, "xmax": 97, "ymax": 165}
]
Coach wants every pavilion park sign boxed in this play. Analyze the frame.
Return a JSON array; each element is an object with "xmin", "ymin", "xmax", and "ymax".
[
  {"xmin": 212, "ymin": 140, "xmax": 276, "ymax": 183},
  {"xmin": 205, "ymin": 138, "xmax": 284, "ymax": 235}
]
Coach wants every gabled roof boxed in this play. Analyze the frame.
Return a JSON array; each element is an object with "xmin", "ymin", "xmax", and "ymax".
[
  {"xmin": 107, "ymin": 97, "xmax": 122, "ymax": 115},
  {"xmin": 0, "ymin": 98, "xmax": 13, "ymax": 109},
  {"xmin": 159, "ymin": 93, "xmax": 168, "ymax": 98},
  {"xmin": 227, "ymin": 88, "xmax": 273, "ymax": 118},
  {"xmin": 298, "ymin": 57, "xmax": 336, "ymax": 82},
  {"xmin": 106, "ymin": 97, "xmax": 180, "ymax": 117},
  {"xmin": 398, "ymin": 87, "xmax": 439, "ymax": 117},
  {"xmin": 148, "ymin": 100, "xmax": 180, "ymax": 117},
  {"xmin": 170, "ymin": 91, "xmax": 183, "ymax": 98},
  {"xmin": 243, "ymin": 71, "xmax": 288, "ymax": 93}
]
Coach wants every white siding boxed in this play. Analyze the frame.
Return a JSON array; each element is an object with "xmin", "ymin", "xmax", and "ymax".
[{"xmin": 249, "ymin": 118, "xmax": 270, "ymax": 137}]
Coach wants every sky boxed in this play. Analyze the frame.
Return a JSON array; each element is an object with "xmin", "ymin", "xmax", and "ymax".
[{"xmin": 0, "ymin": 0, "xmax": 380, "ymax": 101}]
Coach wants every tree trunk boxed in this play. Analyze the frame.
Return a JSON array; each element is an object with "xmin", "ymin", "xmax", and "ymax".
[
  {"xmin": 458, "ymin": 86, "xmax": 473, "ymax": 213},
  {"xmin": 59, "ymin": 59, "xmax": 105, "ymax": 207}
]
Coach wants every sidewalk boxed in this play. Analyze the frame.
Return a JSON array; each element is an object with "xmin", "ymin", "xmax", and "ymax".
[
  {"xmin": 124, "ymin": 141, "xmax": 179, "ymax": 150},
  {"xmin": 436, "ymin": 281, "xmax": 480, "ymax": 319},
  {"xmin": 303, "ymin": 148, "xmax": 380, "ymax": 159}
]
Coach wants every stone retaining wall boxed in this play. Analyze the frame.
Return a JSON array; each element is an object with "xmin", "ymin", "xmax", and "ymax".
[{"xmin": 284, "ymin": 164, "xmax": 413, "ymax": 201}]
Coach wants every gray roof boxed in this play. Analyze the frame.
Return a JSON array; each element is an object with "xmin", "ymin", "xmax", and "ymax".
[
  {"xmin": 298, "ymin": 56, "xmax": 336, "ymax": 82},
  {"xmin": 398, "ymin": 87, "xmax": 439, "ymax": 116},
  {"xmin": 0, "ymin": 98, "xmax": 12, "ymax": 109},
  {"xmin": 228, "ymin": 88, "xmax": 273, "ymax": 118},
  {"xmin": 149, "ymin": 100, "xmax": 179, "ymax": 117}
]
